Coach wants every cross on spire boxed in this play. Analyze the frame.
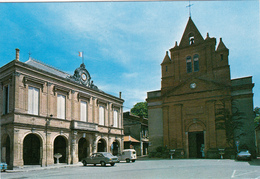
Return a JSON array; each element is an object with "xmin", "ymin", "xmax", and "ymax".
[{"xmin": 186, "ymin": 1, "xmax": 194, "ymax": 17}]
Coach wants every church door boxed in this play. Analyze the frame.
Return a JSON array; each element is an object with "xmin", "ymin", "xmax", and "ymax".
[{"xmin": 188, "ymin": 131, "xmax": 204, "ymax": 158}]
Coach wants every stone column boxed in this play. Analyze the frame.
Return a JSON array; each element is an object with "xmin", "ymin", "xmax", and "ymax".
[{"xmin": 71, "ymin": 131, "xmax": 78, "ymax": 164}]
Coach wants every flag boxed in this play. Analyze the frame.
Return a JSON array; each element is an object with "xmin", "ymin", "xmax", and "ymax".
[{"xmin": 78, "ymin": 52, "xmax": 83, "ymax": 57}]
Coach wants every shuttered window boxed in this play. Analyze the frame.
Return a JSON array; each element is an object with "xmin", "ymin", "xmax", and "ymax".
[
  {"xmin": 28, "ymin": 86, "xmax": 39, "ymax": 115},
  {"xmin": 99, "ymin": 106, "xmax": 105, "ymax": 125},
  {"xmin": 113, "ymin": 110, "xmax": 118, "ymax": 128},
  {"xmin": 3, "ymin": 85, "xmax": 9, "ymax": 114},
  {"xmin": 80, "ymin": 101, "xmax": 87, "ymax": 122},
  {"xmin": 57, "ymin": 94, "xmax": 66, "ymax": 119}
]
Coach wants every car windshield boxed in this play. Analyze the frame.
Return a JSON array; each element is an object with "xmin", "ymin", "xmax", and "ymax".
[{"xmin": 103, "ymin": 153, "xmax": 113, "ymax": 157}]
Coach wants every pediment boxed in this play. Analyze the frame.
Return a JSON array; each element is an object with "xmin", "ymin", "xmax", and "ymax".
[{"xmin": 165, "ymin": 77, "xmax": 230, "ymax": 97}]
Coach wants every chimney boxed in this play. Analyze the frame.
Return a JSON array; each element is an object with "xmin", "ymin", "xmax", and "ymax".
[
  {"xmin": 15, "ymin": 48, "xmax": 20, "ymax": 61},
  {"xmin": 119, "ymin": 92, "xmax": 122, "ymax": 99}
]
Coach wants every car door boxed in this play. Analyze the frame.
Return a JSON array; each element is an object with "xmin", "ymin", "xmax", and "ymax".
[
  {"xmin": 89, "ymin": 153, "xmax": 96, "ymax": 164},
  {"xmin": 95, "ymin": 153, "xmax": 103, "ymax": 163}
]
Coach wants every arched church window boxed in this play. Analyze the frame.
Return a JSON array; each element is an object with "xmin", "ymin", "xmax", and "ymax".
[
  {"xmin": 193, "ymin": 54, "xmax": 199, "ymax": 72},
  {"xmin": 189, "ymin": 33, "xmax": 195, "ymax": 45},
  {"xmin": 186, "ymin": 56, "xmax": 192, "ymax": 73}
]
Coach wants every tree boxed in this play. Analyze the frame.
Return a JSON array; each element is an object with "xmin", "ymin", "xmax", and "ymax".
[
  {"xmin": 130, "ymin": 102, "xmax": 148, "ymax": 118},
  {"xmin": 254, "ymin": 107, "xmax": 260, "ymax": 124},
  {"xmin": 215, "ymin": 103, "xmax": 245, "ymax": 147}
]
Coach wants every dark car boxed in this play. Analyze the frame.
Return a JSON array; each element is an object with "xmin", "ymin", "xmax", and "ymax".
[
  {"xmin": 82, "ymin": 152, "xmax": 119, "ymax": 167},
  {"xmin": 237, "ymin": 150, "xmax": 251, "ymax": 161}
]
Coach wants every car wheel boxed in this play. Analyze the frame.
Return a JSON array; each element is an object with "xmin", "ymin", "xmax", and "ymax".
[
  {"xmin": 126, "ymin": 159, "xmax": 130, "ymax": 163},
  {"xmin": 101, "ymin": 161, "xmax": 106, "ymax": 167},
  {"xmin": 132, "ymin": 160, "xmax": 135, "ymax": 163},
  {"xmin": 83, "ymin": 160, "xmax": 87, "ymax": 166},
  {"xmin": 111, "ymin": 163, "xmax": 115, "ymax": 166}
]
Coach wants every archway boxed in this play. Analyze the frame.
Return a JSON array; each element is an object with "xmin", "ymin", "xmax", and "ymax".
[
  {"xmin": 2, "ymin": 135, "xmax": 11, "ymax": 165},
  {"xmin": 78, "ymin": 138, "xmax": 90, "ymax": 161},
  {"xmin": 97, "ymin": 139, "xmax": 106, "ymax": 152},
  {"xmin": 23, "ymin": 134, "xmax": 41, "ymax": 165},
  {"xmin": 54, "ymin": 136, "xmax": 67, "ymax": 163},
  {"xmin": 112, "ymin": 140, "xmax": 120, "ymax": 156}
]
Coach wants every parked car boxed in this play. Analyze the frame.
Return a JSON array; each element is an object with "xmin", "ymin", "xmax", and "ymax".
[
  {"xmin": 118, "ymin": 149, "xmax": 137, "ymax": 163},
  {"xmin": 237, "ymin": 150, "xmax": 251, "ymax": 161},
  {"xmin": 82, "ymin": 152, "xmax": 119, "ymax": 167}
]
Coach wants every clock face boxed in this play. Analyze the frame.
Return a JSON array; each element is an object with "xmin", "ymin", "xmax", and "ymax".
[
  {"xmin": 190, "ymin": 83, "xmax": 196, "ymax": 89},
  {"xmin": 81, "ymin": 73, "xmax": 87, "ymax": 81}
]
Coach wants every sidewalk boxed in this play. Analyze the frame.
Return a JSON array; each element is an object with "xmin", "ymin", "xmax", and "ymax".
[{"xmin": 5, "ymin": 162, "xmax": 83, "ymax": 173}]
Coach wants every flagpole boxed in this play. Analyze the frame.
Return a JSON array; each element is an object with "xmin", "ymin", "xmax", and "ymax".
[{"xmin": 82, "ymin": 51, "xmax": 84, "ymax": 64}]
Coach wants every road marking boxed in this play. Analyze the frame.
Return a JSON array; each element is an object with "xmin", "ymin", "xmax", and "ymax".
[
  {"xmin": 232, "ymin": 170, "xmax": 258, "ymax": 178},
  {"xmin": 231, "ymin": 170, "xmax": 236, "ymax": 178}
]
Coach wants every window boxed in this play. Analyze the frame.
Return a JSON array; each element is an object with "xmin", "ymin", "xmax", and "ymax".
[
  {"xmin": 193, "ymin": 54, "xmax": 199, "ymax": 72},
  {"xmin": 113, "ymin": 110, "xmax": 118, "ymax": 128},
  {"xmin": 3, "ymin": 85, "xmax": 9, "ymax": 114},
  {"xmin": 189, "ymin": 33, "xmax": 195, "ymax": 45},
  {"xmin": 166, "ymin": 66, "xmax": 168, "ymax": 72},
  {"xmin": 186, "ymin": 56, "xmax": 192, "ymax": 73},
  {"xmin": 28, "ymin": 86, "xmax": 39, "ymax": 115},
  {"xmin": 99, "ymin": 106, "xmax": 105, "ymax": 125},
  {"xmin": 57, "ymin": 94, "xmax": 66, "ymax": 119},
  {"xmin": 220, "ymin": 54, "xmax": 223, "ymax": 61},
  {"xmin": 80, "ymin": 101, "xmax": 87, "ymax": 122}
]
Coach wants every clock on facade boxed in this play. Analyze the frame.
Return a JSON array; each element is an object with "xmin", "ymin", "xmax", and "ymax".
[
  {"xmin": 81, "ymin": 73, "xmax": 87, "ymax": 81},
  {"xmin": 190, "ymin": 83, "xmax": 196, "ymax": 89}
]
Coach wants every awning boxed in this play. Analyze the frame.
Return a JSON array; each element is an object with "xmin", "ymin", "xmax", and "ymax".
[{"xmin": 124, "ymin": 135, "xmax": 140, "ymax": 143}]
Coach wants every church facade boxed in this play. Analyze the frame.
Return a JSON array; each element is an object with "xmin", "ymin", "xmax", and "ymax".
[
  {"xmin": 147, "ymin": 18, "xmax": 255, "ymax": 158},
  {"xmin": 0, "ymin": 49, "xmax": 124, "ymax": 169}
]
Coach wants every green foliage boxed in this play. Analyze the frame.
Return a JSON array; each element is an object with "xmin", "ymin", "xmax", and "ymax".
[
  {"xmin": 254, "ymin": 107, "xmax": 260, "ymax": 123},
  {"xmin": 130, "ymin": 102, "xmax": 148, "ymax": 118},
  {"xmin": 215, "ymin": 105, "xmax": 245, "ymax": 147}
]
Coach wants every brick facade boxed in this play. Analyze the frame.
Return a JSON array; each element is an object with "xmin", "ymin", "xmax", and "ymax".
[{"xmin": 147, "ymin": 17, "xmax": 255, "ymax": 158}]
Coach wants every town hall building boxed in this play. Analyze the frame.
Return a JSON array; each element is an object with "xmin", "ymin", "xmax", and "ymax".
[
  {"xmin": 147, "ymin": 17, "xmax": 255, "ymax": 158},
  {"xmin": 0, "ymin": 49, "xmax": 124, "ymax": 169}
]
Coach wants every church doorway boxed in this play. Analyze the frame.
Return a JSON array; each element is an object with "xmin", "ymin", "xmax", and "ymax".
[
  {"xmin": 54, "ymin": 136, "xmax": 67, "ymax": 163},
  {"xmin": 78, "ymin": 138, "xmax": 89, "ymax": 161},
  {"xmin": 23, "ymin": 134, "xmax": 41, "ymax": 165},
  {"xmin": 188, "ymin": 131, "xmax": 204, "ymax": 158},
  {"xmin": 97, "ymin": 139, "xmax": 106, "ymax": 152}
]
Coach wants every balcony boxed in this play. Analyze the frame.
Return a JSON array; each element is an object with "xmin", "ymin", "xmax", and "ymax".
[{"xmin": 71, "ymin": 120, "xmax": 98, "ymax": 132}]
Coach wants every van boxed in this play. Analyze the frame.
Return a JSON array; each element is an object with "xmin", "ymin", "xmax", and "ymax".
[{"xmin": 118, "ymin": 149, "xmax": 137, "ymax": 163}]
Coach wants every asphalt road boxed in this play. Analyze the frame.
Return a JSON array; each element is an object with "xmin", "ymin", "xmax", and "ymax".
[{"xmin": 1, "ymin": 159, "xmax": 260, "ymax": 179}]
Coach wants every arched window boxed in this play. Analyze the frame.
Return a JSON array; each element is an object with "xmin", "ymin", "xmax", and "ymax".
[
  {"xmin": 189, "ymin": 33, "xmax": 195, "ymax": 45},
  {"xmin": 186, "ymin": 56, "xmax": 192, "ymax": 73},
  {"xmin": 193, "ymin": 54, "xmax": 199, "ymax": 72}
]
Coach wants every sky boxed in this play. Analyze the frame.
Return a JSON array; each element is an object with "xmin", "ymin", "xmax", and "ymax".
[{"xmin": 0, "ymin": 1, "xmax": 259, "ymax": 112}]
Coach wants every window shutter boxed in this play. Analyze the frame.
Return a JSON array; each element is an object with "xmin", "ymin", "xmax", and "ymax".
[
  {"xmin": 81, "ymin": 101, "xmax": 87, "ymax": 122},
  {"xmin": 28, "ymin": 87, "xmax": 33, "ymax": 114}
]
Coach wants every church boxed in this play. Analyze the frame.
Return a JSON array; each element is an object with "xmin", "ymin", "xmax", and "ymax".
[
  {"xmin": 146, "ymin": 17, "xmax": 255, "ymax": 158},
  {"xmin": 0, "ymin": 49, "xmax": 124, "ymax": 169}
]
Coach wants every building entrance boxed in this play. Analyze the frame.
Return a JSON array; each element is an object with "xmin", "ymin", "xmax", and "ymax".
[
  {"xmin": 23, "ymin": 134, "xmax": 41, "ymax": 165},
  {"xmin": 112, "ymin": 141, "xmax": 119, "ymax": 156},
  {"xmin": 54, "ymin": 136, "xmax": 67, "ymax": 163},
  {"xmin": 78, "ymin": 138, "xmax": 89, "ymax": 161},
  {"xmin": 188, "ymin": 131, "xmax": 204, "ymax": 158},
  {"xmin": 97, "ymin": 139, "xmax": 106, "ymax": 152}
]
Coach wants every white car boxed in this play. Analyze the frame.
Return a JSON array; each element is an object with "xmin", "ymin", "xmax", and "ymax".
[{"xmin": 118, "ymin": 149, "xmax": 137, "ymax": 163}]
